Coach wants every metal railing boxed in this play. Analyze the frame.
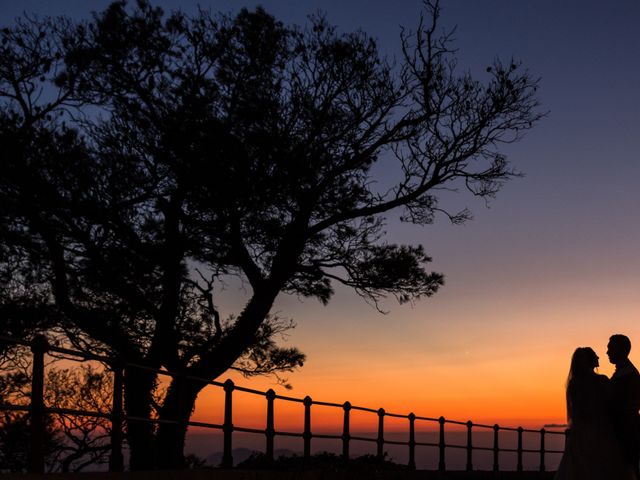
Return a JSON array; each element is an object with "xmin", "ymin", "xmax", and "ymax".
[{"xmin": 0, "ymin": 335, "xmax": 566, "ymax": 473}]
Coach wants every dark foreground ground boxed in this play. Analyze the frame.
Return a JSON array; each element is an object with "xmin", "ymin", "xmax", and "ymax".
[{"xmin": 1, "ymin": 471, "xmax": 555, "ymax": 480}]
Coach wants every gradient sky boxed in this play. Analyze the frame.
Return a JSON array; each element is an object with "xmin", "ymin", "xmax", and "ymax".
[{"xmin": 3, "ymin": 0, "xmax": 640, "ymax": 430}]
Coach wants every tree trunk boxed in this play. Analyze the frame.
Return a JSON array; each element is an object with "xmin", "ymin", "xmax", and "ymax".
[
  {"xmin": 155, "ymin": 376, "xmax": 200, "ymax": 469},
  {"xmin": 154, "ymin": 286, "xmax": 283, "ymax": 469},
  {"xmin": 123, "ymin": 365, "xmax": 157, "ymax": 470}
]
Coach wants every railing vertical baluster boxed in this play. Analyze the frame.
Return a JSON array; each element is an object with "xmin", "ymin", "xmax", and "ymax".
[
  {"xmin": 222, "ymin": 379, "xmax": 234, "ymax": 468},
  {"xmin": 466, "ymin": 421, "xmax": 473, "ymax": 471},
  {"xmin": 108, "ymin": 359, "xmax": 124, "ymax": 472},
  {"xmin": 493, "ymin": 424, "xmax": 500, "ymax": 473},
  {"xmin": 408, "ymin": 413, "xmax": 416, "ymax": 470},
  {"xmin": 377, "ymin": 408, "xmax": 385, "ymax": 461},
  {"xmin": 265, "ymin": 389, "xmax": 275, "ymax": 462},
  {"xmin": 303, "ymin": 396, "xmax": 312, "ymax": 461},
  {"xmin": 438, "ymin": 416, "xmax": 446, "ymax": 472},
  {"xmin": 539, "ymin": 428, "xmax": 546, "ymax": 472},
  {"xmin": 29, "ymin": 335, "xmax": 47, "ymax": 474},
  {"xmin": 517, "ymin": 426, "xmax": 524, "ymax": 472},
  {"xmin": 342, "ymin": 402, "xmax": 351, "ymax": 461}
]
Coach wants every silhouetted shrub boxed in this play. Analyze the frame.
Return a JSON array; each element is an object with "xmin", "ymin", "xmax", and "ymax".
[{"xmin": 237, "ymin": 452, "xmax": 406, "ymax": 471}]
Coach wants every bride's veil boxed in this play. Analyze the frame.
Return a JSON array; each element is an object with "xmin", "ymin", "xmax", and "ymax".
[{"xmin": 566, "ymin": 347, "xmax": 600, "ymax": 426}]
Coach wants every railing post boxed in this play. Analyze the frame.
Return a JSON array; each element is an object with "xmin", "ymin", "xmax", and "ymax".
[
  {"xmin": 108, "ymin": 359, "xmax": 124, "ymax": 472},
  {"xmin": 222, "ymin": 379, "xmax": 234, "ymax": 468},
  {"xmin": 466, "ymin": 421, "xmax": 473, "ymax": 472},
  {"xmin": 438, "ymin": 416, "xmax": 446, "ymax": 472},
  {"xmin": 342, "ymin": 402, "xmax": 351, "ymax": 461},
  {"xmin": 408, "ymin": 413, "xmax": 416, "ymax": 470},
  {"xmin": 493, "ymin": 424, "xmax": 500, "ymax": 473},
  {"xmin": 539, "ymin": 428, "xmax": 546, "ymax": 472},
  {"xmin": 303, "ymin": 396, "xmax": 312, "ymax": 461},
  {"xmin": 377, "ymin": 408, "xmax": 385, "ymax": 461},
  {"xmin": 265, "ymin": 389, "xmax": 276, "ymax": 462},
  {"xmin": 29, "ymin": 335, "xmax": 48, "ymax": 474},
  {"xmin": 517, "ymin": 427, "xmax": 524, "ymax": 473}
]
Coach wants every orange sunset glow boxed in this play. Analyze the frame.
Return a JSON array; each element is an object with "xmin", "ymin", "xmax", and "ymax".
[{"xmin": 189, "ymin": 266, "xmax": 640, "ymax": 432}]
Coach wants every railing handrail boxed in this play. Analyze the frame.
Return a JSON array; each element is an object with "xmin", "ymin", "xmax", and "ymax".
[{"xmin": 0, "ymin": 334, "xmax": 566, "ymax": 473}]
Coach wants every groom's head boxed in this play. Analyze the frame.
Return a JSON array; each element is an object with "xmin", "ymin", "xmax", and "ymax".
[{"xmin": 607, "ymin": 334, "xmax": 632, "ymax": 365}]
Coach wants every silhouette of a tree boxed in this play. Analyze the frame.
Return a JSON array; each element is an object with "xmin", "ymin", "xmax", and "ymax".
[
  {"xmin": 0, "ymin": 347, "xmax": 113, "ymax": 473},
  {"xmin": 0, "ymin": 0, "xmax": 543, "ymax": 469}
]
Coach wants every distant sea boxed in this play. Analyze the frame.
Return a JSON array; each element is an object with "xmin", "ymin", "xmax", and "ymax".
[{"xmin": 185, "ymin": 430, "xmax": 566, "ymax": 471}]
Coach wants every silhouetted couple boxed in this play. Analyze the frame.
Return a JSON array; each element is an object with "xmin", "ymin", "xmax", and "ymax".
[{"xmin": 555, "ymin": 334, "xmax": 640, "ymax": 480}]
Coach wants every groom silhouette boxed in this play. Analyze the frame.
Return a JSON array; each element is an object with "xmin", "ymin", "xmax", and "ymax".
[{"xmin": 608, "ymin": 334, "xmax": 640, "ymax": 477}]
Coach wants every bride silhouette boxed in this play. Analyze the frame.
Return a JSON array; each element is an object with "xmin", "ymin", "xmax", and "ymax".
[{"xmin": 555, "ymin": 347, "xmax": 636, "ymax": 479}]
